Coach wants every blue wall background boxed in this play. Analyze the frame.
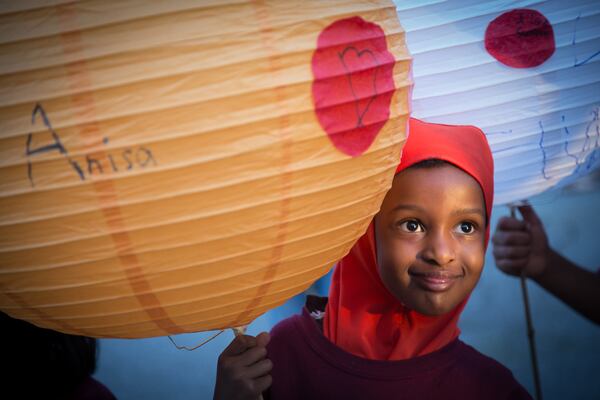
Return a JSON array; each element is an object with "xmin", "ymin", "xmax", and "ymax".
[{"xmin": 94, "ymin": 182, "xmax": 600, "ymax": 399}]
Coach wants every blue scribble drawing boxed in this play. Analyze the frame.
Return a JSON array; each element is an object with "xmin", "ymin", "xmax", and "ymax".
[
  {"xmin": 562, "ymin": 115, "xmax": 580, "ymax": 170},
  {"xmin": 572, "ymin": 13, "xmax": 600, "ymax": 67},
  {"xmin": 487, "ymin": 129, "xmax": 518, "ymax": 156},
  {"xmin": 575, "ymin": 50, "xmax": 600, "ymax": 67},
  {"xmin": 486, "ymin": 129, "xmax": 513, "ymax": 136},
  {"xmin": 561, "ymin": 108, "xmax": 600, "ymax": 174},
  {"xmin": 583, "ymin": 107, "xmax": 600, "ymax": 171},
  {"xmin": 539, "ymin": 120, "xmax": 551, "ymax": 180},
  {"xmin": 539, "ymin": 108, "xmax": 600, "ymax": 182}
]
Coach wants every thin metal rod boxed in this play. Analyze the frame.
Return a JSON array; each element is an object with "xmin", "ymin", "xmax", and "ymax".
[
  {"xmin": 167, "ymin": 330, "xmax": 225, "ymax": 351},
  {"xmin": 510, "ymin": 206, "xmax": 542, "ymax": 400},
  {"xmin": 520, "ymin": 274, "xmax": 542, "ymax": 400}
]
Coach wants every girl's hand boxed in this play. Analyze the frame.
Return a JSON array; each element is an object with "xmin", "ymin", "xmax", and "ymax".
[
  {"xmin": 213, "ymin": 332, "xmax": 272, "ymax": 400},
  {"xmin": 492, "ymin": 205, "xmax": 550, "ymax": 279}
]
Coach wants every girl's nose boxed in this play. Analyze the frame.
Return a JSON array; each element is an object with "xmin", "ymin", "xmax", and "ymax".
[{"xmin": 421, "ymin": 229, "xmax": 456, "ymax": 266}]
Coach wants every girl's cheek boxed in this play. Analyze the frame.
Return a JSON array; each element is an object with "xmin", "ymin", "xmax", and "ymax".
[
  {"xmin": 466, "ymin": 245, "xmax": 486, "ymax": 272},
  {"xmin": 388, "ymin": 240, "xmax": 413, "ymax": 264},
  {"xmin": 390, "ymin": 244, "xmax": 416, "ymax": 271}
]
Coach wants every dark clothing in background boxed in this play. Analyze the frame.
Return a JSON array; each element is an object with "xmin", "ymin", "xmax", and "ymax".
[{"xmin": 2, "ymin": 312, "xmax": 116, "ymax": 399}]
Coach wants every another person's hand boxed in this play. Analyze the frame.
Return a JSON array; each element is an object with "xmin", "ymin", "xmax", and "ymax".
[
  {"xmin": 492, "ymin": 205, "xmax": 550, "ymax": 278},
  {"xmin": 213, "ymin": 332, "xmax": 272, "ymax": 400}
]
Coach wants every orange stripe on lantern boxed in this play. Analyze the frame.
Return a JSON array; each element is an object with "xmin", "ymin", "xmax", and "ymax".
[
  {"xmin": 55, "ymin": 3, "xmax": 183, "ymax": 335},
  {"xmin": 229, "ymin": 0, "xmax": 294, "ymax": 328}
]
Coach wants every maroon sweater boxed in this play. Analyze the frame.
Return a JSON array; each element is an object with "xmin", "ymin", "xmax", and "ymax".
[{"xmin": 265, "ymin": 297, "xmax": 531, "ymax": 400}]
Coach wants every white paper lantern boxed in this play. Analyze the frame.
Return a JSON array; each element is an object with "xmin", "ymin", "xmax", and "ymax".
[{"xmin": 396, "ymin": 0, "xmax": 600, "ymax": 204}]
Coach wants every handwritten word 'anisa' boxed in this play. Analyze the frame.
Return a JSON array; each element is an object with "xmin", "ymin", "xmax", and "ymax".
[{"xmin": 26, "ymin": 103, "xmax": 157, "ymax": 187}]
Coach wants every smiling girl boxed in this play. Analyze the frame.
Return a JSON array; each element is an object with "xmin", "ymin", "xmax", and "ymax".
[{"xmin": 213, "ymin": 118, "xmax": 532, "ymax": 400}]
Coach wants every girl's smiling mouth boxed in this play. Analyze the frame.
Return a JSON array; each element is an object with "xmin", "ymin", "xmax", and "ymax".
[{"xmin": 409, "ymin": 270, "xmax": 464, "ymax": 292}]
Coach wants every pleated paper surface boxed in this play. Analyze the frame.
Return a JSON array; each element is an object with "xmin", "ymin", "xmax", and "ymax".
[
  {"xmin": 0, "ymin": 1, "xmax": 411, "ymax": 338},
  {"xmin": 396, "ymin": 0, "xmax": 600, "ymax": 205}
]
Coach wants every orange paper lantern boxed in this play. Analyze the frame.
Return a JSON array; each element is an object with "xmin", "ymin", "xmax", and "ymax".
[{"xmin": 0, "ymin": 0, "xmax": 411, "ymax": 338}]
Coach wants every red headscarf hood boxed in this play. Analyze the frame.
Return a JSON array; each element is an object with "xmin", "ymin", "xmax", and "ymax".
[{"xmin": 323, "ymin": 118, "xmax": 494, "ymax": 360}]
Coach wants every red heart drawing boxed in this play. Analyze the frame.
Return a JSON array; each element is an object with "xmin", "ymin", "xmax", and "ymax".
[
  {"xmin": 312, "ymin": 17, "xmax": 396, "ymax": 157},
  {"xmin": 338, "ymin": 46, "xmax": 379, "ymax": 128}
]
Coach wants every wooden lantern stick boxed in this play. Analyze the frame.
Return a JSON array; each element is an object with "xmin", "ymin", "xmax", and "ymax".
[{"xmin": 509, "ymin": 205, "xmax": 542, "ymax": 400}]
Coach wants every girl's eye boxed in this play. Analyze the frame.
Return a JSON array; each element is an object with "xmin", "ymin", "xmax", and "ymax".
[
  {"xmin": 455, "ymin": 222, "xmax": 476, "ymax": 234},
  {"xmin": 399, "ymin": 220, "xmax": 424, "ymax": 233}
]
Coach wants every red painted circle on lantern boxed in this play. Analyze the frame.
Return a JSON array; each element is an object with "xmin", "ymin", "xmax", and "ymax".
[
  {"xmin": 485, "ymin": 9, "xmax": 555, "ymax": 68},
  {"xmin": 312, "ymin": 17, "xmax": 396, "ymax": 157}
]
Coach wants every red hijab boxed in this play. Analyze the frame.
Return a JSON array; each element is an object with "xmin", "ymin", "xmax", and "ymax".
[{"xmin": 323, "ymin": 118, "xmax": 494, "ymax": 360}]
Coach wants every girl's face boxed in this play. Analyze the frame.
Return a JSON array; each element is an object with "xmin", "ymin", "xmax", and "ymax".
[{"xmin": 375, "ymin": 164, "xmax": 487, "ymax": 316}]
